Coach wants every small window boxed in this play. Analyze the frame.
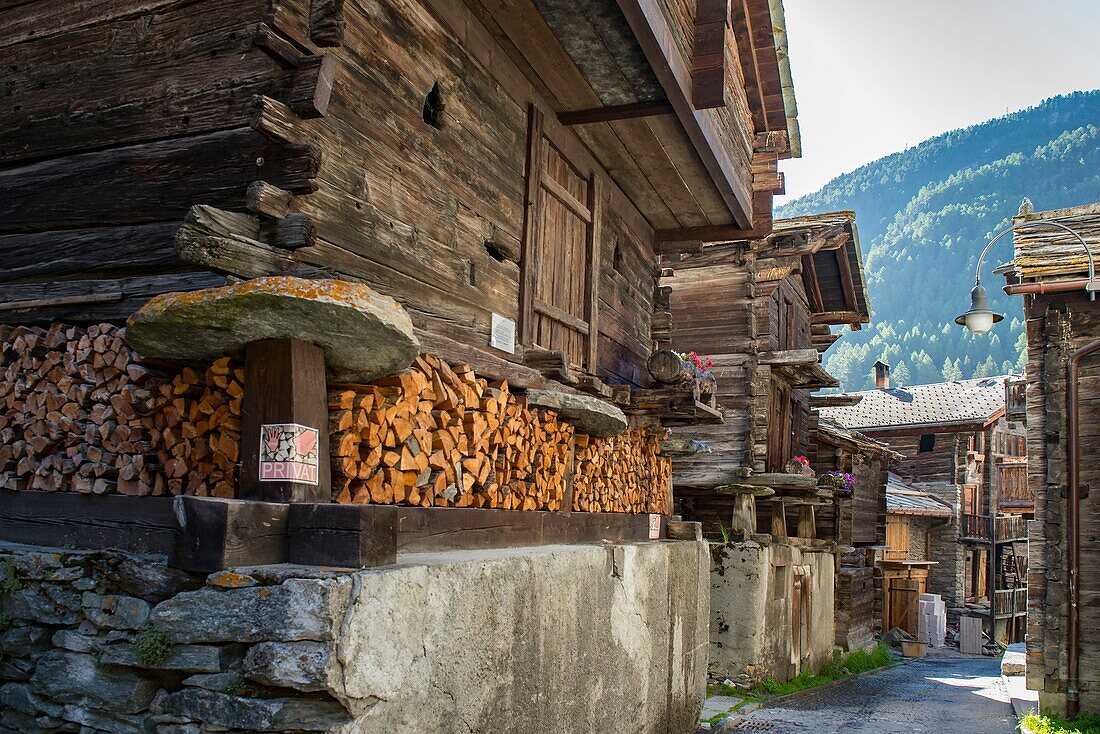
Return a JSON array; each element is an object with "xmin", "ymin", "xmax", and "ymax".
[{"xmin": 919, "ymin": 434, "xmax": 935, "ymax": 453}]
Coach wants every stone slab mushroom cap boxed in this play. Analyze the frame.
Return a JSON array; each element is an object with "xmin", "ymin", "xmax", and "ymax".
[
  {"xmin": 523, "ymin": 389, "xmax": 628, "ymax": 438},
  {"xmin": 714, "ymin": 484, "xmax": 775, "ymax": 497},
  {"xmin": 125, "ymin": 276, "xmax": 419, "ymax": 383}
]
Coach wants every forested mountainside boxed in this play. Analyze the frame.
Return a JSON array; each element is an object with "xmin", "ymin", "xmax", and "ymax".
[{"xmin": 779, "ymin": 91, "xmax": 1100, "ymax": 391}]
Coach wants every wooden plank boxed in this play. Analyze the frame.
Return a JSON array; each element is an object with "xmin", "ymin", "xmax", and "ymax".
[
  {"xmin": 835, "ymin": 245, "xmax": 860, "ymax": 314},
  {"xmin": 540, "ymin": 175, "xmax": 593, "ymax": 223},
  {"xmin": 534, "ymin": 298, "xmax": 590, "ymax": 335},
  {"xmin": 0, "ymin": 0, "xmax": 291, "ymax": 164},
  {"xmin": 239, "ymin": 339, "xmax": 331, "ymax": 504},
  {"xmin": 519, "ymin": 105, "xmax": 546, "ymax": 346},
  {"xmin": 395, "ymin": 506, "xmax": 657, "ymax": 552},
  {"xmin": 0, "ymin": 223, "xmax": 181, "ymax": 284},
  {"xmin": 288, "ymin": 504, "xmax": 397, "ymax": 567},
  {"xmin": 655, "ymin": 224, "xmax": 770, "ymax": 247},
  {"xmin": 0, "ymin": 272, "xmax": 227, "ymax": 324},
  {"xmin": 0, "ymin": 128, "xmax": 319, "ymax": 232},
  {"xmin": 801, "ymin": 252, "xmax": 825, "ymax": 313},
  {"xmin": 0, "ymin": 490, "xmax": 176, "ymax": 555},
  {"xmin": 558, "ymin": 101, "xmax": 675, "ymax": 125},
  {"xmin": 586, "ymin": 175, "xmax": 604, "ymax": 371},
  {"xmin": 169, "ymin": 496, "xmax": 290, "ymax": 573}
]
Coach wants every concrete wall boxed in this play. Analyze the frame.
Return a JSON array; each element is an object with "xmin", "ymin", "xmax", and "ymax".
[
  {"xmin": 709, "ymin": 540, "xmax": 834, "ymax": 686},
  {"xmin": 0, "ymin": 540, "xmax": 709, "ymax": 733}
]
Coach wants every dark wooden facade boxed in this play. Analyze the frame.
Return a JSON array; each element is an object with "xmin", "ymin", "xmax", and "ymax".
[
  {"xmin": 1005, "ymin": 202, "xmax": 1100, "ymax": 716},
  {"xmin": 0, "ymin": 0, "xmax": 796, "ymax": 396},
  {"xmin": 663, "ymin": 211, "xmax": 871, "ymax": 535}
]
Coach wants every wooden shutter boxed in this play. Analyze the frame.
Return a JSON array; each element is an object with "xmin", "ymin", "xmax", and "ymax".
[
  {"xmin": 519, "ymin": 106, "xmax": 602, "ymax": 371},
  {"xmin": 767, "ymin": 381, "xmax": 792, "ymax": 471}
]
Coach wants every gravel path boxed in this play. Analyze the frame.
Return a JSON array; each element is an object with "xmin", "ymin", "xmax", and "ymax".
[{"xmin": 721, "ymin": 651, "xmax": 1016, "ymax": 733}]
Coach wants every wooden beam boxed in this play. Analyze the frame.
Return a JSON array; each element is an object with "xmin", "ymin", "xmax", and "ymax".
[
  {"xmin": 614, "ymin": 0, "xmax": 754, "ymax": 227},
  {"xmin": 239, "ymin": 339, "xmax": 331, "ymax": 504},
  {"xmin": 0, "ymin": 491, "xmax": 177, "ymax": 555},
  {"xmin": 835, "ymin": 244, "xmax": 861, "ymax": 314},
  {"xmin": 801, "ymin": 253, "xmax": 825, "ymax": 313},
  {"xmin": 691, "ymin": 0, "xmax": 729, "ymax": 109},
  {"xmin": 288, "ymin": 504, "xmax": 397, "ymax": 568},
  {"xmin": 655, "ymin": 224, "xmax": 770, "ymax": 248},
  {"xmin": 758, "ymin": 349, "xmax": 820, "ymax": 367},
  {"xmin": 558, "ymin": 101, "xmax": 675, "ymax": 126},
  {"xmin": 810, "ymin": 310, "xmax": 867, "ymax": 326},
  {"xmin": 169, "ymin": 496, "xmax": 289, "ymax": 573}
]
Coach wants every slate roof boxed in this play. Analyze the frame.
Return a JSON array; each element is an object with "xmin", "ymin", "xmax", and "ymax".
[
  {"xmin": 886, "ymin": 474, "xmax": 954, "ymax": 517},
  {"xmin": 819, "ymin": 376, "xmax": 1009, "ymax": 431}
]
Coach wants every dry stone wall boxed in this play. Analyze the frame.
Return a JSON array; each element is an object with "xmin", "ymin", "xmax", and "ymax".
[{"xmin": 0, "ymin": 539, "xmax": 707, "ymax": 733}]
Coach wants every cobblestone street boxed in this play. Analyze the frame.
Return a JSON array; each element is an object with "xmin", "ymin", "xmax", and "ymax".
[{"xmin": 722, "ymin": 651, "xmax": 1017, "ymax": 733}]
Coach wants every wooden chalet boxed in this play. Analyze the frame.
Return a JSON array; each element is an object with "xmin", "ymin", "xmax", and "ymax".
[
  {"xmin": 659, "ymin": 211, "xmax": 882, "ymax": 683},
  {"xmin": 821, "ymin": 369, "xmax": 1029, "ymax": 644},
  {"xmin": 1003, "ymin": 201, "xmax": 1100, "ymax": 717},
  {"xmin": 663, "ymin": 210, "xmax": 871, "ymax": 530},
  {"xmin": 0, "ymin": 0, "xmax": 805, "ymax": 564}
]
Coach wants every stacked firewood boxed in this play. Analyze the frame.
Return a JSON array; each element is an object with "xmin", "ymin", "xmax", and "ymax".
[
  {"xmin": 329, "ymin": 354, "xmax": 572, "ymax": 510},
  {"xmin": 0, "ymin": 323, "xmax": 242, "ymax": 497},
  {"xmin": 573, "ymin": 429, "xmax": 671, "ymax": 513}
]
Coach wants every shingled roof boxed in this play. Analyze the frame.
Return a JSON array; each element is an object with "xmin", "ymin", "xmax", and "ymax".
[
  {"xmin": 886, "ymin": 474, "xmax": 954, "ymax": 517},
  {"xmin": 820, "ymin": 376, "xmax": 1009, "ymax": 431}
]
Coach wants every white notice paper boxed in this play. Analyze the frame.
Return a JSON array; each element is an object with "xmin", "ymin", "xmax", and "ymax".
[{"xmin": 490, "ymin": 313, "xmax": 516, "ymax": 354}]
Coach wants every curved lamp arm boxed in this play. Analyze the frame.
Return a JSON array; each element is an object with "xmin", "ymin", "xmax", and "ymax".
[{"xmin": 976, "ymin": 219, "xmax": 1098, "ymax": 298}]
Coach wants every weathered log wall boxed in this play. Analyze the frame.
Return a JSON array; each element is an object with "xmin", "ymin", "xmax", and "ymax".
[
  {"xmin": 0, "ymin": 0, "xmax": 658, "ymax": 388},
  {"xmin": 0, "ymin": 324, "xmax": 669, "ymax": 514},
  {"xmin": 1023, "ymin": 291, "xmax": 1100, "ymax": 714}
]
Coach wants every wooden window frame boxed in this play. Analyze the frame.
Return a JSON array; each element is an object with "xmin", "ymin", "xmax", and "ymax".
[{"xmin": 518, "ymin": 104, "xmax": 602, "ymax": 372}]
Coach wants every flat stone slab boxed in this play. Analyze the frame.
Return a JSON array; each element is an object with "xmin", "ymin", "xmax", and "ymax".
[
  {"xmin": 126, "ymin": 276, "xmax": 419, "ymax": 383},
  {"xmin": 524, "ymin": 389, "xmax": 628, "ymax": 438},
  {"xmin": 1001, "ymin": 642, "xmax": 1026, "ymax": 676},
  {"xmin": 714, "ymin": 484, "xmax": 775, "ymax": 497},
  {"xmin": 742, "ymin": 472, "xmax": 818, "ymax": 492}
]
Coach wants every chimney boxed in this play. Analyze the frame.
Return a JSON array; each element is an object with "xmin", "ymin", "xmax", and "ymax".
[{"xmin": 874, "ymin": 360, "xmax": 890, "ymax": 389}]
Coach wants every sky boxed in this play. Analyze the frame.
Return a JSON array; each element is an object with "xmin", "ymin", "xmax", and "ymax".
[{"xmin": 777, "ymin": 0, "xmax": 1100, "ymax": 202}]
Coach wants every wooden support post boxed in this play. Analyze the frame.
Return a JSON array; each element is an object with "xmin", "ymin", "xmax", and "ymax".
[
  {"xmin": 731, "ymin": 493, "xmax": 757, "ymax": 542},
  {"xmin": 288, "ymin": 504, "xmax": 397, "ymax": 568},
  {"xmin": 240, "ymin": 338, "xmax": 331, "ymax": 503},
  {"xmin": 770, "ymin": 501, "xmax": 788, "ymax": 539},
  {"xmin": 169, "ymin": 496, "xmax": 289, "ymax": 573},
  {"xmin": 797, "ymin": 505, "xmax": 816, "ymax": 540}
]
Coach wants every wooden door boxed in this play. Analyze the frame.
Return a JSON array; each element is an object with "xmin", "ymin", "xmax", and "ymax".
[
  {"xmin": 887, "ymin": 578, "xmax": 922, "ymax": 634},
  {"xmin": 767, "ymin": 381, "xmax": 792, "ymax": 471},
  {"xmin": 520, "ymin": 106, "xmax": 601, "ymax": 371}
]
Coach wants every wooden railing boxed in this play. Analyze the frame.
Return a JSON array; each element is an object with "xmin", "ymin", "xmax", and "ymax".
[
  {"xmin": 994, "ymin": 588, "xmax": 1027, "ymax": 617},
  {"xmin": 999, "ymin": 464, "xmax": 1032, "ymax": 505},
  {"xmin": 960, "ymin": 514, "xmax": 1028, "ymax": 543},
  {"xmin": 1006, "ymin": 378, "xmax": 1027, "ymax": 422}
]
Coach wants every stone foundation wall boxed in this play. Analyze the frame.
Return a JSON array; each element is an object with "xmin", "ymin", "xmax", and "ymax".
[
  {"xmin": 708, "ymin": 540, "xmax": 835, "ymax": 686},
  {"xmin": 918, "ymin": 481, "xmax": 965, "ymax": 621},
  {"xmin": 0, "ymin": 539, "xmax": 707, "ymax": 733}
]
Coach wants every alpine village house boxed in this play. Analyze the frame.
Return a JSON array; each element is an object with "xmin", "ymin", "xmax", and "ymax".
[
  {"xmin": 821, "ymin": 366, "xmax": 1030, "ymax": 646},
  {"xmin": 0, "ymin": 0, "xmax": 902, "ymax": 729}
]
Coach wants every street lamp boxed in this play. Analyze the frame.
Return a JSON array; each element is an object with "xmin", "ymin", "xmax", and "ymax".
[{"xmin": 955, "ymin": 212, "xmax": 1099, "ymax": 334}]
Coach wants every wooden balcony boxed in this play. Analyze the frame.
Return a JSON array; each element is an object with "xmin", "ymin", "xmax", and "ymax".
[
  {"xmin": 998, "ymin": 462, "xmax": 1033, "ymax": 509},
  {"xmin": 1005, "ymin": 378, "xmax": 1026, "ymax": 423},
  {"xmin": 959, "ymin": 513, "xmax": 1028, "ymax": 543},
  {"xmin": 994, "ymin": 588, "xmax": 1027, "ymax": 618}
]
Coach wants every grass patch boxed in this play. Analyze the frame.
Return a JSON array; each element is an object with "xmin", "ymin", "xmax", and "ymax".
[
  {"xmin": 0, "ymin": 559, "xmax": 22, "ymax": 595},
  {"xmin": 749, "ymin": 644, "xmax": 894, "ymax": 698},
  {"xmin": 1020, "ymin": 712, "xmax": 1100, "ymax": 734}
]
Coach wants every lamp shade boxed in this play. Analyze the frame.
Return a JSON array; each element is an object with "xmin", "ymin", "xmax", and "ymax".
[{"xmin": 954, "ymin": 283, "xmax": 1004, "ymax": 334}]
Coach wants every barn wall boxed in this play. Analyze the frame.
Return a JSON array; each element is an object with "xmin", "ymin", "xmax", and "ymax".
[{"xmin": 0, "ymin": 0, "xmax": 658, "ymax": 386}]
